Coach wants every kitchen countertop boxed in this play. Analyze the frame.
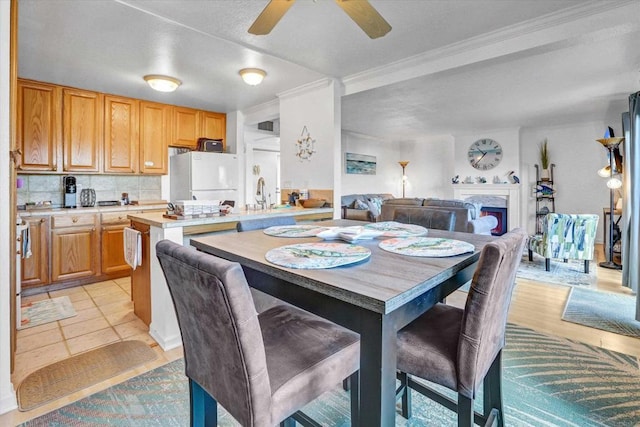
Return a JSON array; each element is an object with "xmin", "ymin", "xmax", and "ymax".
[
  {"xmin": 127, "ymin": 207, "xmax": 334, "ymax": 228},
  {"xmin": 17, "ymin": 204, "xmax": 168, "ymax": 217}
]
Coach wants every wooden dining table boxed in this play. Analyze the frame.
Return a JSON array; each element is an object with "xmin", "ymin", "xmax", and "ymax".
[{"xmin": 190, "ymin": 220, "xmax": 496, "ymax": 426}]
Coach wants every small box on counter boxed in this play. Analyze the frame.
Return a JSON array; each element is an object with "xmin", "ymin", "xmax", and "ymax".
[{"xmin": 172, "ymin": 200, "xmax": 220, "ymax": 217}]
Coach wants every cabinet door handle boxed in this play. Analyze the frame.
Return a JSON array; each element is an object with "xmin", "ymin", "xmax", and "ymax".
[
  {"xmin": 92, "ymin": 227, "xmax": 96, "ymax": 231},
  {"xmin": 144, "ymin": 161, "xmax": 154, "ymax": 167},
  {"xmin": 72, "ymin": 217, "xmax": 78, "ymax": 223},
  {"xmin": 40, "ymin": 218, "xmax": 45, "ymax": 223},
  {"xmin": 17, "ymin": 236, "xmax": 21, "ymax": 242}
]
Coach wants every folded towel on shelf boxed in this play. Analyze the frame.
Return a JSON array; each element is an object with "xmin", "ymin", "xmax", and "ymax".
[{"xmin": 123, "ymin": 227, "xmax": 142, "ymax": 270}]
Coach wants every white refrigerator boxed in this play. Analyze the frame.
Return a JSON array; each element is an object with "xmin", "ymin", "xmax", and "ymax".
[{"xmin": 170, "ymin": 152, "xmax": 239, "ymax": 204}]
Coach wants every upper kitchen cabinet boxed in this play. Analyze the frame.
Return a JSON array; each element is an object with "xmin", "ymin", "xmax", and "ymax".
[
  {"xmin": 140, "ymin": 101, "xmax": 169, "ymax": 174},
  {"xmin": 63, "ymin": 88, "xmax": 103, "ymax": 172},
  {"xmin": 104, "ymin": 95, "xmax": 139, "ymax": 173},
  {"xmin": 201, "ymin": 111, "xmax": 227, "ymax": 151},
  {"xmin": 172, "ymin": 106, "xmax": 199, "ymax": 148},
  {"xmin": 16, "ymin": 80, "xmax": 61, "ymax": 172}
]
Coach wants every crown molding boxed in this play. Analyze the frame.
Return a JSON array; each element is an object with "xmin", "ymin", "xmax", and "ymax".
[
  {"xmin": 277, "ymin": 78, "xmax": 336, "ymax": 100},
  {"xmin": 342, "ymin": 0, "xmax": 639, "ymax": 96}
]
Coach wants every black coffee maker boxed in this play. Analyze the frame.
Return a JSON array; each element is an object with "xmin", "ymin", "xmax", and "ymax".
[{"xmin": 63, "ymin": 176, "xmax": 77, "ymax": 208}]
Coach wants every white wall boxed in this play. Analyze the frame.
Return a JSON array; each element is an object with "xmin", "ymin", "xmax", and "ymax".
[
  {"xmin": 400, "ymin": 135, "xmax": 456, "ymax": 199},
  {"xmin": 341, "ymin": 131, "xmax": 399, "ymax": 196},
  {"xmin": 279, "ymin": 79, "xmax": 341, "ymax": 214},
  {"xmin": 0, "ymin": 0, "xmax": 17, "ymax": 414},
  {"xmin": 521, "ymin": 120, "xmax": 619, "ymax": 242}
]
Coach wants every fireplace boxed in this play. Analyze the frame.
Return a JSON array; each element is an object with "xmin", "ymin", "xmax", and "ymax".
[
  {"xmin": 481, "ymin": 207, "xmax": 508, "ymax": 236},
  {"xmin": 452, "ymin": 184, "xmax": 521, "ymax": 230}
]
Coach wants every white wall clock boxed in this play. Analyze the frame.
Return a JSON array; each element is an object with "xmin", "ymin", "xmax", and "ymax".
[{"xmin": 467, "ymin": 138, "xmax": 503, "ymax": 170}]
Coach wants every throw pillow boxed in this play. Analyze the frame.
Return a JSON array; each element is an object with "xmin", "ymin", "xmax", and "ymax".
[
  {"xmin": 352, "ymin": 199, "xmax": 368, "ymax": 210},
  {"xmin": 367, "ymin": 197, "xmax": 383, "ymax": 218}
]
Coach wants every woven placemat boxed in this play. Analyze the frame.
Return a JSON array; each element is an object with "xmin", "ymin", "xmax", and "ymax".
[{"xmin": 17, "ymin": 340, "xmax": 157, "ymax": 411}]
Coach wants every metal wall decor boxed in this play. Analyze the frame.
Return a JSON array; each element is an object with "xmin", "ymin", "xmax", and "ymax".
[{"xmin": 295, "ymin": 126, "xmax": 316, "ymax": 161}]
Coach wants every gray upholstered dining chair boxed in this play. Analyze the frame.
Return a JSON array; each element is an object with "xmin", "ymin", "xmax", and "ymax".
[
  {"xmin": 396, "ymin": 228, "xmax": 527, "ymax": 427},
  {"xmin": 236, "ymin": 216, "xmax": 297, "ymax": 313},
  {"xmin": 236, "ymin": 216, "xmax": 296, "ymax": 232},
  {"xmin": 393, "ymin": 207, "xmax": 457, "ymax": 231},
  {"xmin": 156, "ymin": 240, "xmax": 360, "ymax": 427}
]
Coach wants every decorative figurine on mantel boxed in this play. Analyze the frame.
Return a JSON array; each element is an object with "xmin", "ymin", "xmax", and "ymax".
[
  {"xmin": 451, "ymin": 175, "xmax": 460, "ymax": 184},
  {"xmin": 507, "ymin": 171, "xmax": 520, "ymax": 184},
  {"xmin": 464, "ymin": 176, "xmax": 474, "ymax": 184},
  {"xmin": 476, "ymin": 176, "xmax": 487, "ymax": 184},
  {"xmin": 493, "ymin": 175, "xmax": 502, "ymax": 184}
]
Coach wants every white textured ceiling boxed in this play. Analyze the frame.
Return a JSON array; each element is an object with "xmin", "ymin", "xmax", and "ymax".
[{"xmin": 17, "ymin": 0, "xmax": 640, "ymax": 141}]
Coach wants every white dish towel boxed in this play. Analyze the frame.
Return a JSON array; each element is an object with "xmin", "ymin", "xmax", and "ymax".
[{"xmin": 123, "ymin": 227, "xmax": 142, "ymax": 270}]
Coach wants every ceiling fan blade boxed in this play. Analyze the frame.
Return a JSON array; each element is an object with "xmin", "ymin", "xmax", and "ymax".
[
  {"xmin": 335, "ymin": 0, "xmax": 391, "ymax": 39},
  {"xmin": 248, "ymin": 0, "xmax": 296, "ymax": 35}
]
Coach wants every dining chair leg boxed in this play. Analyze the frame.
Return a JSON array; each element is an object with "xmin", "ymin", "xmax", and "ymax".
[
  {"xmin": 483, "ymin": 351, "xmax": 504, "ymax": 427},
  {"xmin": 189, "ymin": 379, "xmax": 217, "ymax": 427},
  {"xmin": 349, "ymin": 371, "xmax": 360, "ymax": 426},
  {"xmin": 584, "ymin": 260, "xmax": 589, "ymax": 274},
  {"xmin": 398, "ymin": 372, "xmax": 412, "ymax": 419},
  {"xmin": 457, "ymin": 394, "xmax": 473, "ymax": 427},
  {"xmin": 545, "ymin": 258, "xmax": 550, "ymax": 271},
  {"xmin": 342, "ymin": 377, "xmax": 350, "ymax": 391},
  {"xmin": 528, "ymin": 249, "xmax": 533, "ymax": 262}
]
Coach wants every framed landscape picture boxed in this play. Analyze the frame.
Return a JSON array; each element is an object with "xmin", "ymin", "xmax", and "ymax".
[{"xmin": 345, "ymin": 153, "xmax": 376, "ymax": 175}]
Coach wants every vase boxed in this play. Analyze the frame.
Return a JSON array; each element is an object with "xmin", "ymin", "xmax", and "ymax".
[{"xmin": 541, "ymin": 168, "xmax": 550, "ymax": 181}]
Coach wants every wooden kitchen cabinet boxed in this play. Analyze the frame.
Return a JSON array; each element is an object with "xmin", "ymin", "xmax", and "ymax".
[
  {"xmin": 130, "ymin": 221, "xmax": 151, "ymax": 325},
  {"xmin": 21, "ymin": 216, "xmax": 50, "ymax": 289},
  {"xmin": 100, "ymin": 212, "xmax": 131, "ymax": 275},
  {"xmin": 16, "ymin": 80, "xmax": 61, "ymax": 172},
  {"xmin": 172, "ymin": 106, "xmax": 199, "ymax": 148},
  {"xmin": 104, "ymin": 95, "xmax": 139, "ymax": 173},
  {"xmin": 200, "ymin": 111, "xmax": 226, "ymax": 150},
  {"xmin": 63, "ymin": 88, "xmax": 103, "ymax": 172},
  {"xmin": 139, "ymin": 101, "xmax": 169, "ymax": 174},
  {"xmin": 51, "ymin": 214, "xmax": 99, "ymax": 283}
]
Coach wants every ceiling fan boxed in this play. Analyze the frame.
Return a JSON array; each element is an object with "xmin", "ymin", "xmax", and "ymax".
[{"xmin": 249, "ymin": 0, "xmax": 392, "ymax": 39}]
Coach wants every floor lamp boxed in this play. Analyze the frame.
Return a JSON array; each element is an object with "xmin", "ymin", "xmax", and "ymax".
[
  {"xmin": 399, "ymin": 161, "xmax": 409, "ymax": 197},
  {"xmin": 596, "ymin": 137, "xmax": 624, "ymax": 270}
]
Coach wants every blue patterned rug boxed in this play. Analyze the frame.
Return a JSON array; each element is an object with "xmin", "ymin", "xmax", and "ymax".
[
  {"xmin": 517, "ymin": 253, "xmax": 597, "ymax": 288},
  {"xmin": 562, "ymin": 287, "xmax": 640, "ymax": 338},
  {"xmin": 20, "ymin": 324, "xmax": 640, "ymax": 426}
]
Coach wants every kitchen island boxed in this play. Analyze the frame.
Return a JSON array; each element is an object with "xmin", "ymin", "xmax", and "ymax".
[{"xmin": 127, "ymin": 206, "xmax": 334, "ymax": 350}]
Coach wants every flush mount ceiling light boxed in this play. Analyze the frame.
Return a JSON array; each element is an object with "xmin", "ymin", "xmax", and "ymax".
[
  {"xmin": 239, "ymin": 68, "xmax": 266, "ymax": 86},
  {"xmin": 143, "ymin": 75, "xmax": 182, "ymax": 92}
]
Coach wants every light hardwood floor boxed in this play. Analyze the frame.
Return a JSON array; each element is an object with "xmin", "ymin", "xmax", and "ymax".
[{"xmin": 1, "ymin": 244, "xmax": 636, "ymax": 426}]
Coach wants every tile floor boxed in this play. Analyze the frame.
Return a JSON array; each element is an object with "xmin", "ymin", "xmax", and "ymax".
[{"xmin": 4, "ymin": 276, "xmax": 186, "ymax": 427}]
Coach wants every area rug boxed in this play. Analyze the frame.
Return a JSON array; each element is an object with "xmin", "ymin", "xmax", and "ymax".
[
  {"xmin": 17, "ymin": 340, "xmax": 157, "ymax": 411},
  {"xmin": 19, "ymin": 296, "xmax": 76, "ymax": 330},
  {"xmin": 516, "ymin": 253, "xmax": 597, "ymax": 288},
  {"xmin": 20, "ymin": 325, "xmax": 640, "ymax": 427},
  {"xmin": 562, "ymin": 287, "xmax": 640, "ymax": 338}
]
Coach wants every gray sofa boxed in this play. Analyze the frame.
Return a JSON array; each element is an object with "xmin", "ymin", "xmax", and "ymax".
[
  {"xmin": 341, "ymin": 193, "xmax": 394, "ymax": 222},
  {"xmin": 381, "ymin": 198, "xmax": 498, "ymax": 235}
]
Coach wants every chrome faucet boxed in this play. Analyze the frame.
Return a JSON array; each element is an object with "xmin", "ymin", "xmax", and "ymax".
[{"xmin": 256, "ymin": 177, "xmax": 266, "ymax": 209}]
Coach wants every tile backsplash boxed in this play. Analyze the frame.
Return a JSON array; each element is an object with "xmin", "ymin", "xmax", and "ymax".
[{"xmin": 17, "ymin": 174, "xmax": 162, "ymax": 206}]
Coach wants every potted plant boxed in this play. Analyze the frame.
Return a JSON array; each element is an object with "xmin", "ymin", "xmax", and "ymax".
[{"xmin": 540, "ymin": 138, "xmax": 551, "ymax": 181}]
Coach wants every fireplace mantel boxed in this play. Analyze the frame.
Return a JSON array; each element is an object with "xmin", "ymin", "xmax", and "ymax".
[{"xmin": 452, "ymin": 184, "xmax": 521, "ymax": 230}]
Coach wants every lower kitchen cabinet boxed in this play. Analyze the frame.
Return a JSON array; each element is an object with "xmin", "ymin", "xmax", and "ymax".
[
  {"xmin": 101, "ymin": 212, "xmax": 131, "ymax": 275},
  {"xmin": 21, "ymin": 216, "xmax": 50, "ymax": 289},
  {"xmin": 130, "ymin": 221, "xmax": 151, "ymax": 325},
  {"xmin": 51, "ymin": 214, "xmax": 99, "ymax": 283}
]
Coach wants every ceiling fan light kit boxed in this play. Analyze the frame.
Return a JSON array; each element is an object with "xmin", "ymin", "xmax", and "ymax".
[
  {"xmin": 239, "ymin": 68, "xmax": 267, "ymax": 85},
  {"xmin": 249, "ymin": 0, "xmax": 391, "ymax": 39},
  {"xmin": 143, "ymin": 75, "xmax": 182, "ymax": 92}
]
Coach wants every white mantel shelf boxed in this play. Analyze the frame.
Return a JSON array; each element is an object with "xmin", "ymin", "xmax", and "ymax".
[{"xmin": 452, "ymin": 184, "xmax": 521, "ymax": 231}]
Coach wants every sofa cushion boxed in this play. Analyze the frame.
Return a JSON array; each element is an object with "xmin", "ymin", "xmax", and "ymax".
[
  {"xmin": 423, "ymin": 198, "xmax": 481, "ymax": 220},
  {"xmin": 383, "ymin": 198, "xmax": 424, "ymax": 206}
]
